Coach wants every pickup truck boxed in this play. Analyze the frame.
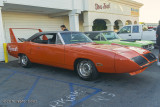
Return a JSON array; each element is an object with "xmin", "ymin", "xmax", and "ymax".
[{"xmin": 117, "ymin": 25, "xmax": 156, "ymax": 43}]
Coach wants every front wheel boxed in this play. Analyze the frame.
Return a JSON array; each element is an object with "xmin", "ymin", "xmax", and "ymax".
[
  {"xmin": 77, "ymin": 60, "xmax": 99, "ymax": 81},
  {"xmin": 19, "ymin": 54, "xmax": 32, "ymax": 68}
]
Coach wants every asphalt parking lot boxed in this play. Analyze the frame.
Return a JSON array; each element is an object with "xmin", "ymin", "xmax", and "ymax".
[{"xmin": 0, "ymin": 49, "xmax": 160, "ymax": 107}]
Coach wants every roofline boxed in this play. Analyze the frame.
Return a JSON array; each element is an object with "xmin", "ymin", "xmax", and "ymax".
[
  {"xmin": 26, "ymin": 31, "xmax": 84, "ymax": 41},
  {"xmin": 84, "ymin": 31, "xmax": 114, "ymax": 33},
  {"xmin": 31, "ymin": 31, "xmax": 82, "ymax": 34},
  {"xmin": 108, "ymin": 0, "xmax": 143, "ymax": 8}
]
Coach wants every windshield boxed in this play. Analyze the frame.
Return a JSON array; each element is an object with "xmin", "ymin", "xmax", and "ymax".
[
  {"xmin": 60, "ymin": 32, "xmax": 93, "ymax": 44},
  {"xmin": 102, "ymin": 32, "xmax": 120, "ymax": 40}
]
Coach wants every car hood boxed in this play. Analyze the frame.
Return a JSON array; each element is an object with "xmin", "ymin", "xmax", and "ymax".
[
  {"xmin": 107, "ymin": 39, "xmax": 153, "ymax": 46},
  {"xmin": 69, "ymin": 43, "xmax": 149, "ymax": 58}
]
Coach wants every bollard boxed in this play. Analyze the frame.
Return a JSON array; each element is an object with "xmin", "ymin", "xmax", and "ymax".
[{"xmin": 3, "ymin": 43, "xmax": 8, "ymax": 63}]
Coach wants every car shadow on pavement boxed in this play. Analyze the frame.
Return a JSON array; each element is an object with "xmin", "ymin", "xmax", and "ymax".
[{"xmin": 2, "ymin": 60, "xmax": 155, "ymax": 85}]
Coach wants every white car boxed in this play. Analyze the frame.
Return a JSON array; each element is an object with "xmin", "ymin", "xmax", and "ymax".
[{"xmin": 117, "ymin": 24, "xmax": 156, "ymax": 44}]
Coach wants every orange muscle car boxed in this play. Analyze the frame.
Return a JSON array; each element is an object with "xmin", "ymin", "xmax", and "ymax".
[{"xmin": 7, "ymin": 28, "xmax": 157, "ymax": 80}]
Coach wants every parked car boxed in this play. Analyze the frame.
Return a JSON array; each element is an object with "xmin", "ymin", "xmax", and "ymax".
[
  {"xmin": 152, "ymin": 27, "xmax": 157, "ymax": 31},
  {"xmin": 117, "ymin": 24, "xmax": 156, "ymax": 43},
  {"xmin": 85, "ymin": 31, "xmax": 154, "ymax": 51},
  {"xmin": 7, "ymin": 28, "xmax": 157, "ymax": 80},
  {"xmin": 148, "ymin": 27, "xmax": 157, "ymax": 31}
]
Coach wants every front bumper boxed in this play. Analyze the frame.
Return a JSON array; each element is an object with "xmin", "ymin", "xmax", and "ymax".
[
  {"xmin": 130, "ymin": 67, "xmax": 147, "ymax": 76},
  {"xmin": 142, "ymin": 45, "xmax": 154, "ymax": 51}
]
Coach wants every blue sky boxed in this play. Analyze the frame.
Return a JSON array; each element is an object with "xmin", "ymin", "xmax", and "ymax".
[{"xmin": 134, "ymin": 0, "xmax": 160, "ymax": 23}]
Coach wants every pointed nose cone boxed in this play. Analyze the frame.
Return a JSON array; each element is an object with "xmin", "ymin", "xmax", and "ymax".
[{"xmin": 115, "ymin": 54, "xmax": 142, "ymax": 73}]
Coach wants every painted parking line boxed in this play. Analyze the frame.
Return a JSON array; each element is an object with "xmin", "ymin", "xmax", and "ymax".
[
  {"xmin": 0, "ymin": 72, "xmax": 16, "ymax": 86},
  {"xmin": 0, "ymin": 68, "xmax": 102, "ymax": 107},
  {"xmin": 20, "ymin": 77, "xmax": 40, "ymax": 107},
  {"xmin": 2, "ymin": 68, "xmax": 99, "ymax": 90},
  {"xmin": 69, "ymin": 89, "xmax": 101, "ymax": 107},
  {"xmin": 68, "ymin": 86, "xmax": 101, "ymax": 107},
  {"xmin": 69, "ymin": 83, "xmax": 75, "ymax": 106}
]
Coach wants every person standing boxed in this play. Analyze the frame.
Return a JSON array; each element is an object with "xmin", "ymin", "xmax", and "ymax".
[
  {"xmin": 60, "ymin": 25, "xmax": 69, "ymax": 31},
  {"xmin": 156, "ymin": 21, "xmax": 160, "ymax": 66}
]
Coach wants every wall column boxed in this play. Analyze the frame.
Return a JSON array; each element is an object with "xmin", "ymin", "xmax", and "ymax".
[
  {"xmin": 0, "ymin": 7, "xmax": 5, "ymax": 61},
  {"xmin": 107, "ymin": 24, "xmax": 114, "ymax": 31},
  {"xmin": 69, "ymin": 13, "xmax": 80, "ymax": 31},
  {"xmin": 83, "ymin": 12, "xmax": 93, "ymax": 31},
  {"xmin": 119, "ymin": 24, "xmax": 124, "ymax": 30},
  {"xmin": 83, "ymin": 23, "xmax": 93, "ymax": 31}
]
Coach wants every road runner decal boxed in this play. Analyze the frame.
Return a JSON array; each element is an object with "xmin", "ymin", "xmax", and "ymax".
[{"xmin": 8, "ymin": 46, "xmax": 18, "ymax": 52}]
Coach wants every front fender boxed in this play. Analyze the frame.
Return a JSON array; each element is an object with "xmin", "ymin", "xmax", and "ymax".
[{"xmin": 67, "ymin": 50, "xmax": 116, "ymax": 73}]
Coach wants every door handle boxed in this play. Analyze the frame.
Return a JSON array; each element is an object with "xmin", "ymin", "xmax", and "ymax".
[
  {"xmin": 129, "ymin": 35, "xmax": 131, "ymax": 36},
  {"xmin": 37, "ymin": 47, "xmax": 40, "ymax": 49}
]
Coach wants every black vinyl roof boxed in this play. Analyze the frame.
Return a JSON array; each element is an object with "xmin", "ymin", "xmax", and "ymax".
[
  {"xmin": 26, "ymin": 31, "xmax": 81, "ymax": 41},
  {"xmin": 84, "ymin": 31, "xmax": 114, "ymax": 33}
]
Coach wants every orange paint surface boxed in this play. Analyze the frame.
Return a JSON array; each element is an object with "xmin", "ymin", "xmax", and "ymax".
[{"xmin": 7, "ymin": 28, "xmax": 157, "ymax": 75}]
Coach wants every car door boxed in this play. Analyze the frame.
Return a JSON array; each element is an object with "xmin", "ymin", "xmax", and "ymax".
[
  {"xmin": 117, "ymin": 26, "xmax": 132, "ymax": 39},
  {"xmin": 30, "ymin": 33, "xmax": 65, "ymax": 66},
  {"xmin": 131, "ymin": 25, "xmax": 141, "ymax": 40}
]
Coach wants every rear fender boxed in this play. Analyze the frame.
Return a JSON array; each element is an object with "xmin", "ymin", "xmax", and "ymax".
[
  {"xmin": 9, "ymin": 28, "xmax": 18, "ymax": 43},
  {"xmin": 7, "ymin": 43, "xmax": 19, "ymax": 58},
  {"xmin": 9, "ymin": 28, "xmax": 45, "ymax": 43}
]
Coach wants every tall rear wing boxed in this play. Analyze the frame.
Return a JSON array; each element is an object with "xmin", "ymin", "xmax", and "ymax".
[{"xmin": 9, "ymin": 28, "xmax": 43, "ymax": 43}]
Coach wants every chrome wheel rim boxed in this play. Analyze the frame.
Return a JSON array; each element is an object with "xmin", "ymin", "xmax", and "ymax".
[
  {"xmin": 79, "ymin": 61, "xmax": 92, "ymax": 77},
  {"xmin": 21, "ymin": 56, "xmax": 28, "ymax": 65}
]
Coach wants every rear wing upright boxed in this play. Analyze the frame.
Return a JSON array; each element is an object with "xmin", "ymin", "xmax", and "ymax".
[
  {"xmin": 9, "ymin": 28, "xmax": 18, "ymax": 43},
  {"xmin": 9, "ymin": 28, "xmax": 44, "ymax": 43}
]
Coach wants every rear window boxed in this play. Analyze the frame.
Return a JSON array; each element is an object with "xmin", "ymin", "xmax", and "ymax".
[{"xmin": 133, "ymin": 26, "xmax": 139, "ymax": 33}]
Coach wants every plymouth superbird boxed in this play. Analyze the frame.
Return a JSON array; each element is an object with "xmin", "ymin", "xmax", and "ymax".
[{"xmin": 7, "ymin": 28, "xmax": 157, "ymax": 80}]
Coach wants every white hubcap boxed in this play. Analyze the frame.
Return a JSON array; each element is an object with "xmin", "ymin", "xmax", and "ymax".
[
  {"xmin": 79, "ymin": 61, "xmax": 92, "ymax": 77},
  {"xmin": 21, "ymin": 56, "xmax": 28, "ymax": 65}
]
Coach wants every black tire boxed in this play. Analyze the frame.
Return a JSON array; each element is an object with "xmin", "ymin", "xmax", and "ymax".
[
  {"xmin": 76, "ymin": 60, "xmax": 99, "ymax": 81},
  {"xmin": 19, "ymin": 54, "xmax": 32, "ymax": 68}
]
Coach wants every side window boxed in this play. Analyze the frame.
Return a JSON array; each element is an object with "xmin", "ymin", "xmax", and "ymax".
[
  {"xmin": 45, "ymin": 35, "xmax": 54, "ymax": 39},
  {"xmin": 32, "ymin": 34, "xmax": 56, "ymax": 44},
  {"xmin": 86, "ymin": 33, "xmax": 100, "ymax": 41},
  {"xmin": 119, "ymin": 26, "xmax": 131, "ymax": 33},
  {"xmin": 56, "ymin": 35, "xmax": 63, "ymax": 44},
  {"xmin": 100, "ymin": 35, "xmax": 106, "ymax": 41},
  {"xmin": 133, "ymin": 26, "xmax": 139, "ymax": 33},
  {"xmin": 94, "ymin": 35, "xmax": 100, "ymax": 41},
  {"xmin": 32, "ymin": 35, "xmax": 51, "ymax": 44}
]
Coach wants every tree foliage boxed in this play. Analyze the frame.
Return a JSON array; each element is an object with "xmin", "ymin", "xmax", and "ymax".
[
  {"xmin": 114, "ymin": 21, "xmax": 119, "ymax": 30},
  {"xmin": 92, "ymin": 20, "xmax": 107, "ymax": 31}
]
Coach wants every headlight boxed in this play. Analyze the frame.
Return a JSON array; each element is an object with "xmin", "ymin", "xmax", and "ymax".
[
  {"xmin": 131, "ymin": 56, "xmax": 148, "ymax": 66},
  {"xmin": 143, "ymin": 53, "xmax": 156, "ymax": 62},
  {"xmin": 142, "ymin": 45, "xmax": 148, "ymax": 49}
]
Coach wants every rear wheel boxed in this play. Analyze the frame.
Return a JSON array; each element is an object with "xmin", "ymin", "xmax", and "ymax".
[
  {"xmin": 19, "ymin": 54, "xmax": 32, "ymax": 68},
  {"xmin": 77, "ymin": 60, "xmax": 99, "ymax": 81}
]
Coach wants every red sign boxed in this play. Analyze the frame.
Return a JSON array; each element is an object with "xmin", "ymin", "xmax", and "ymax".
[{"xmin": 95, "ymin": 3, "xmax": 110, "ymax": 10}]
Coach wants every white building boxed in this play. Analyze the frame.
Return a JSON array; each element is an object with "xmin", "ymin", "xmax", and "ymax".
[{"xmin": 0, "ymin": 0, "xmax": 143, "ymax": 61}]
